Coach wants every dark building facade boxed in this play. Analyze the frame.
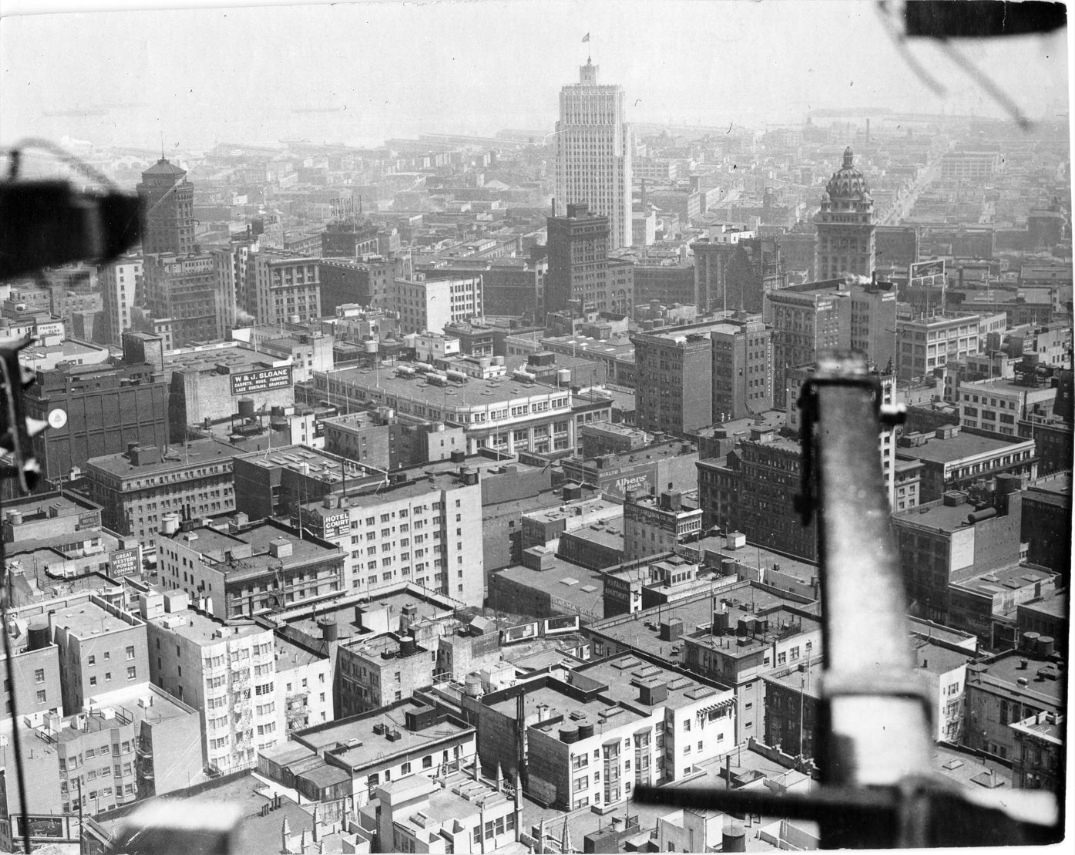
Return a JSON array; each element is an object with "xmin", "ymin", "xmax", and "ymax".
[
  {"xmin": 24, "ymin": 362, "xmax": 169, "ymax": 485},
  {"xmin": 545, "ymin": 204, "xmax": 610, "ymax": 315},
  {"xmin": 137, "ymin": 158, "xmax": 195, "ymax": 256}
]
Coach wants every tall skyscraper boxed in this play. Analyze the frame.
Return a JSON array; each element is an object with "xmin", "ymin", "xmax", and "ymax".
[
  {"xmin": 814, "ymin": 147, "xmax": 875, "ymax": 281},
  {"xmin": 137, "ymin": 157, "xmax": 195, "ymax": 256},
  {"xmin": 555, "ymin": 60, "xmax": 633, "ymax": 250}
]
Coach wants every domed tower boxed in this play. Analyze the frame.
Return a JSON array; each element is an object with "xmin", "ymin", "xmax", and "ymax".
[{"xmin": 814, "ymin": 146, "xmax": 875, "ymax": 281}]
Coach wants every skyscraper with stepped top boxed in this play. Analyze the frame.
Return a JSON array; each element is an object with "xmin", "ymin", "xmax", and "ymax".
[{"xmin": 555, "ymin": 59, "xmax": 633, "ymax": 250}]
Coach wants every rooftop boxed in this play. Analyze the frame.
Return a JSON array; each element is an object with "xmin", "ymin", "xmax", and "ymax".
[
  {"xmin": 897, "ymin": 429, "xmax": 1037, "ymax": 465},
  {"xmin": 581, "ymin": 653, "xmax": 732, "ymax": 712},
  {"xmin": 87, "ymin": 438, "xmax": 246, "ymax": 478},
  {"xmin": 148, "ymin": 608, "xmax": 269, "ymax": 646},
  {"xmin": 168, "ymin": 521, "xmax": 342, "ymax": 581},
  {"xmin": 325, "ymin": 365, "xmax": 570, "ymax": 408},
  {"xmin": 589, "ymin": 582, "xmax": 819, "ymax": 662},
  {"xmin": 296, "ymin": 705, "xmax": 473, "ymax": 771},
  {"xmin": 950, "ymin": 563, "xmax": 1055, "ymax": 599},
  {"xmin": 1018, "ymin": 591, "xmax": 1067, "ymax": 620},
  {"xmin": 968, "ymin": 650, "xmax": 1065, "ymax": 707},
  {"xmin": 911, "ymin": 637, "xmax": 973, "ymax": 675},
  {"xmin": 164, "ymin": 341, "xmax": 279, "ymax": 376},
  {"xmin": 495, "ymin": 557, "xmax": 607, "ymax": 619},
  {"xmin": 50, "ymin": 597, "xmax": 141, "ymax": 638},
  {"xmin": 893, "ymin": 496, "xmax": 994, "ymax": 532}
]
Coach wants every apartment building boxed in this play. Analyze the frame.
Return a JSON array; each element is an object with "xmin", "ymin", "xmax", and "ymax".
[
  {"xmin": 140, "ymin": 590, "xmax": 284, "ymax": 775},
  {"xmin": 294, "ymin": 469, "xmax": 484, "ymax": 604},
  {"xmin": 463, "ymin": 657, "xmax": 734, "ymax": 811}
]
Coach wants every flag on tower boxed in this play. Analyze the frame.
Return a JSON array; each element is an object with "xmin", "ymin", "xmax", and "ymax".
[{"xmin": 582, "ymin": 33, "xmax": 590, "ymax": 42}]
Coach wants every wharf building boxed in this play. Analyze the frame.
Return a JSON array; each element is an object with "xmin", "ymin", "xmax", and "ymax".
[
  {"xmin": 83, "ymin": 438, "xmax": 244, "ymax": 546},
  {"xmin": 138, "ymin": 588, "xmax": 285, "ymax": 775},
  {"xmin": 555, "ymin": 59, "xmax": 633, "ymax": 250},
  {"xmin": 291, "ymin": 468, "xmax": 484, "ymax": 604},
  {"xmin": 137, "ymin": 158, "xmax": 195, "ymax": 256},
  {"xmin": 461, "ymin": 656, "xmax": 734, "ymax": 810},
  {"xmin": 311, "ymin": 366, "xmax": 611, "ymax": 456},
  {"xmin": 156, "ymin": 518, "xmax": 345, "ymax": 620}
]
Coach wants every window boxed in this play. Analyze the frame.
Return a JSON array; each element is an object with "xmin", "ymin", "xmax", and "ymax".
[
  {"xmin": 36, "ymin": 690, "xmax": 46, "ymax": 703},
  {"xmin": 125, "ymin": 646, "xmax": 135, "ymax": 660},
  {"xmin": 34, "ymin": 669, "xmax": 45, "ymax": 683},
  {"xmin": 127, "ymin": 667, "xmax": 136, "ymax": 680}
]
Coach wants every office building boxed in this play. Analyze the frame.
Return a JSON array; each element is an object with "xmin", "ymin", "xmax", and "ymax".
[
  {"xmin": 1020, "ymin": 473, "xmax": 1071, "ymax": 574},
  {"xmin": 98, "ymin": 256, "xmax": 143, "ymax": 346},
  {"xmin": 84, "ymin": 439, "xmax": 243, "ymax": 546},
  {"xmin": 310, "ymin": 367, "xmax": 608, "ymax": 456},
  {"xmin": 140, "ymin": 590, "xmax": 284, "ymax": 775},
  {"xmin": 630, "ymin": 328, "xmax": 713, "ymax": 435},
  {"xmin": 1010, "ymin": 711, "xmax": 1064, "ymax": 791},
  {"xmin": 895, "ymin": 426, "xmax": 1037, "ymax": 503},
  {"xmin": 394, "ymin": 275, "xmax": 482, "ymax": 334},
  {"xmin": 23, "ymin": 360, "xmax": 169, "ymax": 485},
  {"xmin": 814, "ymin": 147, "xmax": 875, "ymax": 281},
  {"xmin": 157, "ymin": 519, "xmax": 345, "ymax": 619},
  {"xmin": 250, "ymin": 251, "xmax": 321, "ymax": 326},
  {"xmin": 137, "ymin": 158, "xmax": 195, "ymax": 256},
  {"xmin": 545, "ymin": 204, "xmax": 611, "ymax": 315},
  {"xmin": 891, "ymin": 484, "xmax": 1024, "ymax": 623},
  {"xmin": 896, "ymin": 314, "xmax": 981, "ymax": 382},
  {"xmin": 957, "ymin": 378, "xmax": 1057, "ymax": 438},
  {"xmin": 692, "ymin": 228, "xmax": 782, "ymax": 314},
  {"xmin": 623, "ymin": 490, "xmax": 702, "ymax": 561},
  {"xmin": 765, "ymin": 278, "xmax": 895, "ymax": 409},
  {"xmin": 555, "ymin": 60, "xmax": 633, "ymax": 249},
  {"xmin": 142, "ymin": 252, "xmax": 229, "ymax": 348}
]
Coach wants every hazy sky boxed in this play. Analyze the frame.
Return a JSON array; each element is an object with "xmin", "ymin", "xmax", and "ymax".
[{"xmin": 1, "ymin": 0, "xmax": 1070, "ymax": 151}]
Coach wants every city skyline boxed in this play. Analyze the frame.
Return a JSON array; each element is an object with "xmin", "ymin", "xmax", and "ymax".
[{"xmin": 0, "ymin": 0, "xmax": 1069, "ymax": 152}]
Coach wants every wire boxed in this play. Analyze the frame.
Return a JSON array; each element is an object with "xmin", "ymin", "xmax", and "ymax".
[
  {"xmin": 874, "ymin": 1, "xmax": 947, "ymax": 97},
  {"xmin": 7, "ymin": 138, "xmax": 117, "ymax": 190}
]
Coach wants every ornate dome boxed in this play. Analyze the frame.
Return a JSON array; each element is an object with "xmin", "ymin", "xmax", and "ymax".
[{"xmin": 824, "ymin": 146, "xmax": 871, "ymax": 202}]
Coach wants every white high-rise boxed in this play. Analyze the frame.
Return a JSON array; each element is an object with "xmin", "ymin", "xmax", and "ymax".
[{"xmin": 555, "ymin": 60, "xmax": 633, "ymax": 249}]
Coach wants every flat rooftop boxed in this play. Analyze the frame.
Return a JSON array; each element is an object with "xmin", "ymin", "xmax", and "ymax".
[
  {"xmin": 50, "ymin": 598, "xmax": 140, "ymax": 638},
  {"xmin": 894, "ymin": 497, "xmax": 987, "ymax": 532},
  {"xmin": 148, "ymin": 608, "xmax": 268, "ymax": 646},
  {"xmin": 911, "ymin": 637, "xmax": 973, "ymax": 675},
  {"xmin": 522, "ymin": 497, "xmax": 620, "ymax": 526},
  {"xmin": 296, "ymin": 708, "xmax": 473, "ymax": 771},
  {"xmin": 971, "ymin": 651, "xmax": 1065, "ymax": 707},
  {"xmin": 589, "ymin": 582, "xmax": 819, "ymax": 661},
  {"xmin": 581, "ymin": 654, "xmax": 732, "ymax": 712},
  {"xmin": 87, "ymin": 438, "xmax": 245, "ymax": 477},
  {"xmin": 1018, "ymin": 591, "xmax": 1067, "ymax": 619},
  {"xmin": 164, "ymin": 342, "xmax": 278, "ymax": 375},
  {"xmin": 326, "ymin": 365, "xmax": 568, "ymax": 407},
  {"xmin": 951, "ymin": 563, "xmax": 1055, "ymax": 599},
  {"xmin": 896, "ymin": 431, "xmax": 1032, "ymax": 465},
  {"xmin": 496, "ymin": 558, "xmax": 607, "ymax": 617},
  {"xmin": 286, "ymin": 587, "xmax": 456, "ymax": 641}
]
